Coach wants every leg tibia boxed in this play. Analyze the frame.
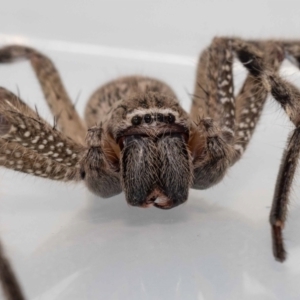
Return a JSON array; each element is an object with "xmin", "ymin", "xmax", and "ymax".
[
  {"xmin": 0, "ymin": 140, "xmax": 79, "ymax": 181},
  {"xmin": 270, "ymin": 127, "xmax": 300, "ymax": 261},
  {"xmin": 191, "ymin": 38, "xmax": 236, "ymax": 133},
  {"xmin": 0, "ymin": 88, "xmax": 83, "ymax": 167},
  {"xmin": 263, "ymin": 73, "xmax": 300, "ymax": 126},
  {"xmin": 234, "ymin": 76, "xmax": 268, "ymax": 158}
]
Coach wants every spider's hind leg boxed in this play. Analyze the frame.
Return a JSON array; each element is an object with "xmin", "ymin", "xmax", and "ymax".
[
  {"xmin": 233, "ymin": 39, "xmax": 300, "ymax": 261},
  {"xmin": 0, "ymin": 45, "xmax": 86, "ymax": 143},
  {"xmin": 258, "ymin": 54, "xmax": 300, "ymax": 262}
]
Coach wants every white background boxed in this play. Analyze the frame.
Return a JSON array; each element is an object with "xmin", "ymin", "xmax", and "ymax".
[{"xmin": 0, "ymin": 0, "xmax": 300, "ymax": 299}]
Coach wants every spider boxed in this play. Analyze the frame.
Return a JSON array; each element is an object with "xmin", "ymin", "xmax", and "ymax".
[{"xmin": 0, "ymin": 37, "xmax": 299, "ymax": 299}]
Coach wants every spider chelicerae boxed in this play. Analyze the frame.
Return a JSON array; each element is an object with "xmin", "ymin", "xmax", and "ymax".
[{"xmin": 0, "ymin": 37, "xmax": 299, "ymax": 299}]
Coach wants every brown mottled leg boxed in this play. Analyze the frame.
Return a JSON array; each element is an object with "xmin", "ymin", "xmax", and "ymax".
[
  {"xmin": 0, "ymin": 239, "xmax": 25, "ymax": 300},
  {"xmin": 263, "ymin": 70, "xmax": 300, "ymax": 262},
  {"xmin": 80, "ymin": 124, "xmax": 122, "ymax": 198},
  {"xmin": 282, "ymin": 41, "xmax": 300, "ymax": 67},
  {"xmin": 84, "ymin": 75, "xmax": 177, "ymax": 127},
  {"xmin": 191, "ymin": 38, "xmax": 236, "ymax": 133},
  {"xmin": 232, "ymin": 41, "xmax": 300, "ymax": 262},
  {"xmin": 233, "ymin": 41, "xmax": 284, "ymax": 158},
  {"xmin": 191, "ymin": 37, "xmax": 294, "ymax": 241},
  {"xmin": 0, "ymin": 87, "xmax": 82, "ymax": 181},
  {"xmin": 0, "ymin": 45, "xmax": 86, "ymax": 144},
  {"xmin": 191, "ymin": 38, "xmax": 247, "ymax": 189}
]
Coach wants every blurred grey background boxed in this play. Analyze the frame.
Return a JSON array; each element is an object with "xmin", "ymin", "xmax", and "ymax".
[{"xmin": 1, "ymin": 1, "xmax": 300, "ymax": 299}]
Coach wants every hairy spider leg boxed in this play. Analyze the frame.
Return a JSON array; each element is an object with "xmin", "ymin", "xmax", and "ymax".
[
  {"xmin": 0, "ymin": 46, "xmax": 86, "ymax": 144},
  {"xmin": 0, "ymin": 88, "xmax": 82, "ymax": 181}
]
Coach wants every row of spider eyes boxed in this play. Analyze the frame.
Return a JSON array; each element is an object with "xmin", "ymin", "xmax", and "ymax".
[{"xmin": 131, "ymin": 113, "xmax": 176, "ymax": 125}]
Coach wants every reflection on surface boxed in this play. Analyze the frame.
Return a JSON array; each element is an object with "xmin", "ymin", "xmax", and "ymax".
[{"xmin": 1, "ymin": 187, "xmax": 298, "ymax": 300}]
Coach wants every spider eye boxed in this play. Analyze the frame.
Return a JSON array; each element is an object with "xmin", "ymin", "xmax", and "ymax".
[
  {"xmin": 131, "ymin": 115, "xmax": 142, "ymax": 125},
  {"xmin": 157, "ymin": 113, "xmax": 164, "ymax": 122},
  {"xmin": 167, "ymin": 113, "xmax": 175, "ymax": 123},
  {"xmin": 144, "ymin": 114, "xmax": 152, "ymax": 123}
]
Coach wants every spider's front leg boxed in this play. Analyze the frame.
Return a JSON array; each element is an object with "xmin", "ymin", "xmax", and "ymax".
[
  {"xmin": 190, "ymin": 37, "xmax": 295, "ymax": 262},
  {"xmin": 190, "ymin": 38, "xmax": 238, "ymax": 189},
  {"xmin": 190, "ymin": 119, "xmax": 235, "ymax": 189},
  {"xmin": 80, "ymin": 124, "xmax": 122, "ymax": 198}
]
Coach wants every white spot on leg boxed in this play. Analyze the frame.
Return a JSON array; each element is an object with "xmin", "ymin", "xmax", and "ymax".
[
  {"xmin": 222, "ymin": 65, "xmax": 230, "ymax": 71},
  {"xmin": 34, "ymin": 162, "xmax": 41, "ymax": 168},
  {"xmin": 31, "ymin": 136, "xmax": 40, "ymax": 144},
  {"xmin": 234, "ymin": 144, "xmax": 244, "ymax": 154},
  {"xmin": 66, "ymin": 148, "xmax": 72, "ymax": 155},
  {"xmin": 220, "ymin": 97, "xmax": 230, "ymax": 104},
  {"xmin": 218, "ymin": 90, "xmax": 226, "ymax": 97},
  {"xmin": 222, "ymin": 126, "xmax": 234, "ymax": 135},
  {"xmin": 14, "ymin": 152, "xmax": 21, "ymax": 158},
  {"xmin": 220, "ymin": 80, "xmax": 229, "ymax": 87},
  {"xmin": 46, "ymin": 165, "xmax": 52, "ymax": 173}
]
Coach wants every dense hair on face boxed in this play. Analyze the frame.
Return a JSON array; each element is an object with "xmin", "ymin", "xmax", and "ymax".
[
  {"xmin": 121, "ymin": 135, "xmax": 159, "ymax": 206},
  {"xmin": 157, "ymin": 134, "xmax": 193, "ymax": 207},
  {"xmin": 121, "ymin": 133, "xmax": 192, "ymax": 208}
]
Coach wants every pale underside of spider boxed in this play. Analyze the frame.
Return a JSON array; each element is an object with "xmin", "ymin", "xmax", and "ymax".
[{"xmin": 0, "ymin": 37, "xmax": 300, "ymax": 299}]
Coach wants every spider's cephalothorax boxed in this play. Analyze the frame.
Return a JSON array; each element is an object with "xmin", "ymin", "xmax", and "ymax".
[
  {"xmin": 105, "ymin": 91, "xmax": 193, "ymax": 209},
  {"xmin": 79, "ymin": 78, "xmax": 196, "ymax": 208},
  {"xmin": 1, "ymin": 36, "xmax": 300, "ymax": 300}
]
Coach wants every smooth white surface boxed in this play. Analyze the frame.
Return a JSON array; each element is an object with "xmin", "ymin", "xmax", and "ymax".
[{"xmin": 0, "ymin": 1, "xmax": 300, "ymax": 299}]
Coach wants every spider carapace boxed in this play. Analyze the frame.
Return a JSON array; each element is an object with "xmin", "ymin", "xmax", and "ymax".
[{"xmin": 0, "ymin": 39, "xmax": 299, "ymax": 298}]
